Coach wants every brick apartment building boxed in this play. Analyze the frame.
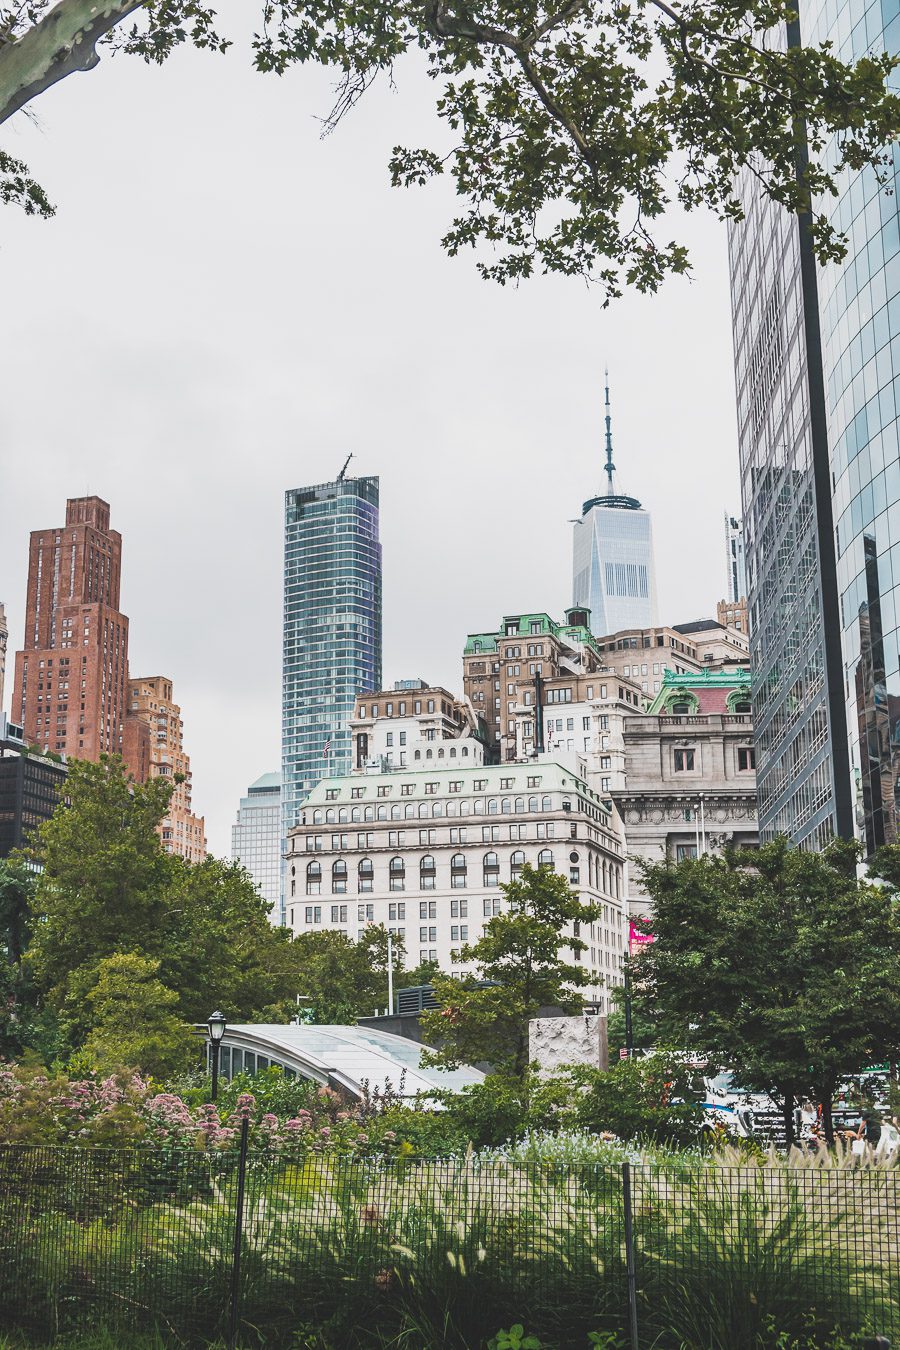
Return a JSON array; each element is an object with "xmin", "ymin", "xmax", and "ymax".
[
  {"xmin": 128, "ymin": 676, "xmax": 206, "ymax": 862},
  {"xmin": 11, "ymin": 497, "xmax": 147, "ymax": 775}
]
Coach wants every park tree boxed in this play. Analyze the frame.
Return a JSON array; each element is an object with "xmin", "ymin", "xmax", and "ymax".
[
  {"xmin": 26, "ymin": 755, "xmax": 300, "ymax": 1049},
  {"xmin": 282, "ymin": 923, "xmax": 404, "ymax": 1023},
  {"xmin": 79, "ymin": 952, "xmax": 197, "ymax": 1078},
  {"xmin": 420, "ymin": 862, "xmax": 599, "ymax": 1074},
  {"xmin": 0, "ymin": 857, "xmax": 46, "ymax": 1058},
  {"xmin": 633, "ymin": 839, "xmax": 900, "ymax": 1144},
  {"xmin": 1, "ymin": 1, "xmax": 900, "ymax": 295}
]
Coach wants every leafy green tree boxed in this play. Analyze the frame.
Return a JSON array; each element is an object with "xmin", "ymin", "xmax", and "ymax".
[
  {"xmin": 2, "ymin": 1, "xmax": 899, "ymax": 295},
  {"xmin": 634, "ymin": 839, "xmax": 900, "ymax": 1143},
  {"xmin": 79, "ymin": 952, "xmax": 197, "ymax": 1079},
  {"xmin": 0, "ymin": 858, "xmax": 46, "ymax": 1058},
  {"xmin": 420, "ymin": 863, "xmax": 599, "ymax": 1074},
  {"xmin": 26, "ymin": 755, "xmax": 301, "ymax": 1050},
  {"xmin": 283, "ymin": 924, "xmax": 404, "ymax": 1023},
  {"xmin": 26, "ymin": 756, "xmax": 174, "ymax": 1021}
]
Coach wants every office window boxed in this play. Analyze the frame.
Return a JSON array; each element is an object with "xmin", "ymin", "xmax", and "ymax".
[
  {"xmin": 306, "ymin": 861, "xmax": 321, "ymax": 895},
  {"xmin": 738, "ymin": 746, "xmax": 756, "ymax": 770},
  {"xmin": 358, "ymin": 903, "xmax": 374, "ymax": 922},
  {"xmin": 330, "ymin": 904, "xmax": 348, "ymax": 923},
  {"xmin": 420, "ymin": 900, "xmax": 437, "ymax": 919},
  {"xmin": 389, "ymin": 902, "xmax": 406, "ymax": 920},
  {"xmin": 420, "ymin": 855, "xmax": 437, "ymax": 889},
  {"xmin": 483, "ymin": 898, "xmax": 502, "ymax": 916},
  {"xmin": 674, "ymin": 749, "xmax": 696, "ymax": 772},
  {"xmin": 389, "ymin": 857, "xmax": 405, "ymax": 891},
  {"xmin": 451, "ymin": 898, "xmax": 468, "ymax": 918},
  {"xmin": 358, "ymin": 858, "xmax": 374, "ymax": 892},
  {"xmin": 331, "ymin": 859, "xmax": 348, "ymax": 893},
  {"xmin": 450, "ymin": 853, "xmax": 467, "ymax": 887}
]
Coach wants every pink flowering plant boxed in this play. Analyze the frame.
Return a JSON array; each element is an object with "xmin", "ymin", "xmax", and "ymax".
[{"xmin": 0, "ymin": 1062, "xmax": 412, "ymax": 1158}]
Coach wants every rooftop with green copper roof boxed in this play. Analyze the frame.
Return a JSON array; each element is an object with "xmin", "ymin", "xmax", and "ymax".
[
  {"xmin": 646, "ymin": 666, "xmax": 751, "ymax": 716},
  {"xmin": 464, "ymin": 611, "xmax": 604, "ymax": 658}
]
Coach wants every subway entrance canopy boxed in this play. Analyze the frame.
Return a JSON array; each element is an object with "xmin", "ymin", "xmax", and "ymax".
[{"xmin": 208, "ymin": 1024, "xmax": 484, "ymax": 1100}]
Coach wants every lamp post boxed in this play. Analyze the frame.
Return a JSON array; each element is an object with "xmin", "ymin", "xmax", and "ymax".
[{"xmin": 207, "ymin": 1010, "xmax": 227, "ymax": 1102}]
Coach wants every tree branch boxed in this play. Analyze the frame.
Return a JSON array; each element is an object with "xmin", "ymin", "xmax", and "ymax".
[{"xmin": 0, "ymin": 0, "xmax": 144, "ymax": 126}]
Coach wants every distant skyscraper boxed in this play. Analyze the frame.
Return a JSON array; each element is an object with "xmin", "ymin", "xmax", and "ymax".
[
  {"xmin": 573, "ymin": 378, "xmax": 657, "ymax": 636},
  {"xmin": 725, "ymin": 513, "xmax": 747, "ymax": 603},
  {"xmin": 12, "ymin": 496, "xmax": 144, "ymax": 775},
  {"xmin": 281, "ymin": 471, "xmax": 382, "ymax": 917},
  {"xmin": 127, "ymin": 675, "xmax": 206, "ymax": 862},
  {"xmin": 232, "ymin": 772, "xmax": 282, "ymax": 920}
]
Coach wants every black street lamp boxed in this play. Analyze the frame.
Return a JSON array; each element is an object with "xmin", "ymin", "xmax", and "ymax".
[{"xmin": 207, "ymin": 1010, "xmax": 227, "ymax": 1102}]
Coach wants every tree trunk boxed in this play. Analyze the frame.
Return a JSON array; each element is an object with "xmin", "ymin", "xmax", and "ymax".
[
  {"xmin": 820, "ymin": 1086, "xmax": 835, "ymax": 1145},
  {"xmin": 781, "ymin": 1091, "xmax": 795, "ymax": 1149},
  {"xmin": 0, "ymin": 0, "xmax": 143, "ymax": 127}
]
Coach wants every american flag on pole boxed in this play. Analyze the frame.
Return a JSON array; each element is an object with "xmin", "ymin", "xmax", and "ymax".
[{"xmin": 322, "ymin": 736, "xmax": 332, "ymax": 759}]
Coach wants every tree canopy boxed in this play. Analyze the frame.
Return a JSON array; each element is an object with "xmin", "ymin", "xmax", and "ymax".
[
  {"xmin": 23, "ymin": 755, "xmax": 301, "ymax": 1061},
  {"xmin": 420, "ymin": 861, "xmax": 599, "ymax": 1073},
  {"xmin": 2, "ymin": 0, "xmax": 900, "ymax": 295},
  {"xmin": 632, "ymin": 838, "xmax": 900, "ymax": 1143}
]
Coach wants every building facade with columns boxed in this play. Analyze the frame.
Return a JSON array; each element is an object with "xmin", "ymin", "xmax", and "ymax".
[
  {"xmin": 286, "ymin": 757, "xmax": 627, "ymax": 1012},
  {"xmin": 614, "ymin": 669, "xmax": 758, "ymax": 925}
]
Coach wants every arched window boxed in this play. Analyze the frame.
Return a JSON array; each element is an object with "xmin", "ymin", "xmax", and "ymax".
[
  {"xmin": 459, "ymin": 799, "xmax": 471, "ymax": 815},
  {"xmin": 414, "ymin": 750, "xmax": 421, "ymax": 761},
  {"xmin": 528, "ymin": 796, "xmax": 538, "ymax": 813},
  {"xmin": 514, "ymin": 797, "xmax": 525, "ymax": 814},
  {"xmin": 306, "ymin": 861, "xmax": 322, "ymax": 895},
  {"xmin": 483, "ymin": 852, "xmax": 500, "ymax": 886},
  {"xmin": 420, "ymin": 855, "xmax": 437, "ymax": 889},
  {"xmin": 450, "ymin": 746, "xmax": 457, "ymax": 758},
  {"xmin": 602, "ymin": 859, "xmax": 608, "ymax": 893},
  {"xmin": 418, "ymin": 801, "xmax": 430, "ymax": 818},
  {"xmin": 537, "ymin": 849, "xmax": 555, "ymax": 871},
  {"xmin": 462, "ymin": 746, "xmax": 469, "ymax": 757},
  {"xmin": 665, "ymin": 689, "xmax": 699, "ymax": 715},
  {"xmin": 426, "ymin": 748, "xmax": 433, "ymax": 759},
  {"xmin": 541, "ymin": 796, "xmax": 552, "ymax": 812},
  {"xmin": 325, "ymin": 809, "xmax": 335, "ymax": 824},
  {"xmin": 390, "ymin": 803, "xmax": 401, "ymax": 820},
  {"xmin": 389, "ymin": 857, "xmax": 405, "ymax": 892},
  {"xmin": 501, "ymin": 798, "xmax": 512, "ymax": 814},
  {"xmin": 332, "ymin": 859, "xmax": 348, "ymax": 894},
  {"xmin": 313, "ymin": 809, "xmax": 323, "ymax": 825},
  {"xmin": 338, "ymin": 807, "xmax": 348, "ymax": 823},
  {"xmin": 351, "ymin": 807, "xmax": 361, "ymax": 823},
  {"xmin": 358, "ymin": 858, "xmax": 374, "ymax": 893},
  {"xmin": 404, "ymin": 803, "xmax": 415, "ymax": 819},
  {"xmin": 474, "ymin": 798, "xmax": 484, "ymax": 814},
  {"xmin": 377, "ymin": 805, "xmax": 387, "ymax": 821},
  {"xmin": 488, "ymin": 798, "xmax": 499, "ymax": 815},
  {"xmin": 364, "ymin": 806, "xmax": 374, "ymax": 822},
  {"xmin": 510, "ymin": 849, "xmax": 525, "ymax": 878},
  {"xmin": 451, "ymin": 853, "xmax": 467, "ymax": 888},
  {"xmin": 433, "ymin": 801, "xmax": 444, "ymax": 816},
  {"xmin": 438, "ymin": 747, "xmax": 445, "ymax": 758}
]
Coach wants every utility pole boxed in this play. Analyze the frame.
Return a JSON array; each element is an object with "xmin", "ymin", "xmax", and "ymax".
[{"xmin": 387, "ymin": 933, "xmax": 394, "ymax": 1015}]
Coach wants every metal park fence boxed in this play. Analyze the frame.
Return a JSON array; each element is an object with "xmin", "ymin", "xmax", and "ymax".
[{"xmin": 0, "ymin": 1126, "xmax": 898, "ymax": 1348}]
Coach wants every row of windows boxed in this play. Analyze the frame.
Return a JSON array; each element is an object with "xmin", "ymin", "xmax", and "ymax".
[
  {"xmin": 301, "ymin": 850, "xmax": 556, "ymax": 893},
  {"xmin": 310, "ymin": 794, "xmax": 557, "ymax": 824}
]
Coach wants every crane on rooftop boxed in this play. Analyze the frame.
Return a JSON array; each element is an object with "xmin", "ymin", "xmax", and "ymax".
[{"xmin": 337, "ymin": 452, "xmax": 353, "ymax": 482}]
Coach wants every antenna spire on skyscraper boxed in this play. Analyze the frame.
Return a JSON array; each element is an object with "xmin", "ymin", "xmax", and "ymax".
[{"xmin": 604, "ymin": 367, "xmax": 615, "ymax": 495}]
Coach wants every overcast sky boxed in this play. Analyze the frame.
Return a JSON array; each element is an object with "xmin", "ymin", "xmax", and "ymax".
[{"xmin": 0, "ymin": 34, "xmax": 740, "ymax": 855}]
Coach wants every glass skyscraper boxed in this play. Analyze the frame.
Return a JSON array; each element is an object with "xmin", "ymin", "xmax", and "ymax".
[
  {"xmin": 281, "ymin": 475, "xmax": 382, "ymax": 915},
  {"xmin": 729, "ymin": 0, "xmax": 900, "ymax": 852},
  {"xmin": 572, "ymin": 380, "xmax": 658, "ymax": 636},
  {"xmin": 231, "ymin": 772, "xmax": 282, "ymax": 922}
]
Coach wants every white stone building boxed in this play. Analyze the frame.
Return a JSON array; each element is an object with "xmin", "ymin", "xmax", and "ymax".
[{"xmin": 286, "ymin": 757, "xmax": 627, "ymax": 1012}]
